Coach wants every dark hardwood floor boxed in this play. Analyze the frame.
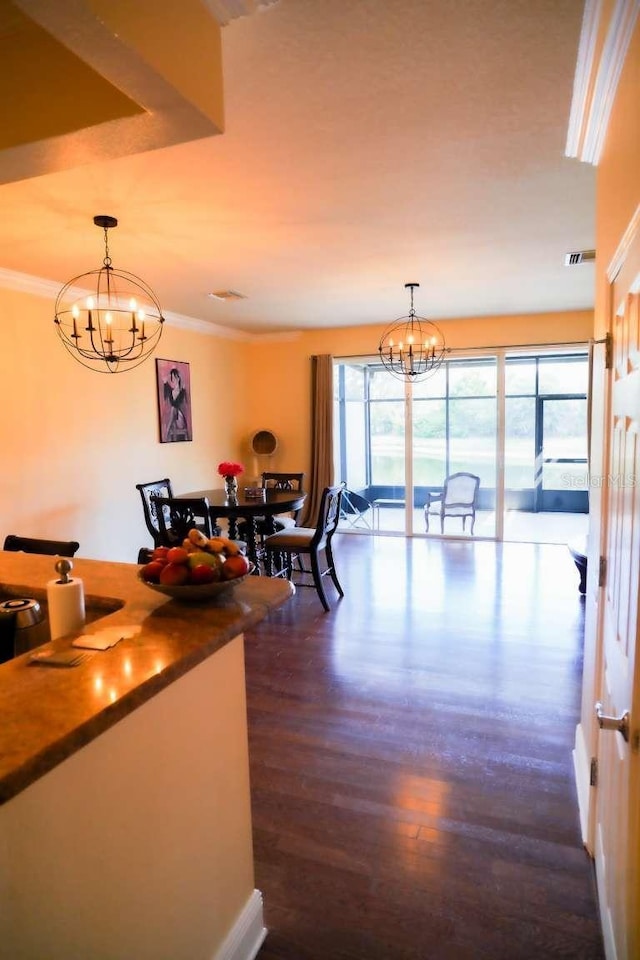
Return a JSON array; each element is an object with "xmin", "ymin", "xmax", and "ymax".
[{"xmin": 244, "ymin": 534, "xmax": 604, "ymax": 960}]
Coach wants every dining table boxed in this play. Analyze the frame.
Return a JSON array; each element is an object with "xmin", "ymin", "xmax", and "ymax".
[{"xmin": 176, "ymin": 487, "xmax": 306, "ymax": 574}]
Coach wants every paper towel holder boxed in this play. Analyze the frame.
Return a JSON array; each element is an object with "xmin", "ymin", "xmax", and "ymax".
[{"xmin": 55, "ymin": 558, "xmax": 74, "ymax": 583}]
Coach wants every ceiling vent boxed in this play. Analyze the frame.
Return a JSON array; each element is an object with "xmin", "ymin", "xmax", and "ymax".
[
  {"xmin": 564, "ymin": 249, "xmax": 596, "ymax": 266},
  {"xmin": 207, "ymin": 290, "xmax": 247, "ymax": 301}
]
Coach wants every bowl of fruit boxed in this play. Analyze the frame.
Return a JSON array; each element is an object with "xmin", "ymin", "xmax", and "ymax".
[{"xmin": 138, "ymin": 529, "xmax": 254, "ymax": 600}]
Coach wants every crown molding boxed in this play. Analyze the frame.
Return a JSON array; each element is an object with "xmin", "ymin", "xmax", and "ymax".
[
  {"xmin": 565, "ymin": 0, "xmax": 639, "ymax": 165},
  {"xmin": 0, "ymin": 267, "xmax": 59, "ymax": 301},
  {"xmin": 162, "ymin": 308, "xmax": 254, "ymax": 339},
  {"xmin": 0, "ymin": 267, "xmax": 254, "ymax": 340},
  {"xmin": 606, "ymin": 203, "xmax": 640, "ymax": 283},
  {"xmin": 565, "ymin": 0, "xmax": 601, "ymax": 159},
  {"xmin": 0, "ymin": 266, "xmax": 303, "ymax": 342}
]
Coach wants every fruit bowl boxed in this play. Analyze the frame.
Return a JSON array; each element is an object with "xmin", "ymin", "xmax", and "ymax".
[{"xmin": 137, "ymin": 563, "xmax": 255, "ymax": 601}]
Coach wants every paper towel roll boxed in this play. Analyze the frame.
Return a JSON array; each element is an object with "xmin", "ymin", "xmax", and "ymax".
[{"xmin": 46, "ymin": 577, "xmax": 86, "ymax": 640}]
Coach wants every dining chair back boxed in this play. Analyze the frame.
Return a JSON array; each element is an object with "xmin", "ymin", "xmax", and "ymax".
[
  {"xmin": 3, "ymin": 535, "xmax": 80, "ymax": 557},
  {"xmin": 150, "ymin": 496, "xmax": 213, "ymax": 547},
  {"xmin": 424, "ymin": 472, "xmax": 480, "ymax": 534},
  {"xmin": 136, "ymin": 478, "xmax": 174, "ymax": 547},
  {"xmin": 263, "ymin": 483, "xmax": 344, "ymax": 612},
  {"xmin": 262, "ymin": 472, "xmax": 305, "ymax": 526}
]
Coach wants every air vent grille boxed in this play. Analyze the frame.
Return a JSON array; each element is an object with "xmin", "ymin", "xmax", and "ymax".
[
  {"xmin": 207, "ymin": 290, "xmax": 247, "ymax": 301},
  {"xmin": 564, "ymin": 249, "xmax": 595, "ymax": 266}
]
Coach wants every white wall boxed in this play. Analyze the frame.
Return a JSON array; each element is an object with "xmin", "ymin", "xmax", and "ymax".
[{"xmin": 0, "ymin": 636, "xmax": 257, "ymax": 960}]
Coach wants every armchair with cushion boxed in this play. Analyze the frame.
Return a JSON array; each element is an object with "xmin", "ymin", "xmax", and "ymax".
[{"xmin": 424, "ymin": 472, "xmax": 480, "ymax": 535}]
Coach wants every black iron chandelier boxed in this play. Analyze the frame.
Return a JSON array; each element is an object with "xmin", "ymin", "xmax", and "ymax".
[
  {"xmin": 54, "ymin": 215, "xmax": 164, "ymax": 374},
  {"xmin": 378, "ymin": 282, "xmax": 446, "ymax": 382}
]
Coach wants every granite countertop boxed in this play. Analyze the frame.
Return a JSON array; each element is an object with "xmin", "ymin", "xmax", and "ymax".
[{"xmin": 0, "ymin": 551, "xmax": 294, "ymax": 805}]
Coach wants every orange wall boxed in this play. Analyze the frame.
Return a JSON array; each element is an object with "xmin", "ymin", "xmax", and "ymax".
[
  {"xmin": 0, "ymin": 282, "xmax": 592, "ymax": 563},
  {"xmin": 0, "ymin": 287, "xmax": 248, "ymax": 563},
  {"xmin": 577, "ymin": 17, "xmax": 640, "ymax": 774},
  {"xmin": 240, "ymin": 309, "xmax": 594, "ymax": 484},
  {"xmin": 595, "ymin": 21, "xmax": 640, "ymax": 332}
]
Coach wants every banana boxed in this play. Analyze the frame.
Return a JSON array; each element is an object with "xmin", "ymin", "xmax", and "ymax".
[
  {"xmin": 188, "ymin": 528, "xmax": 210, "ymax": 549},
  {"xmin": 207, "ymin": 537, "xmax": 226, "ymax": 554},
  {"xmin": 221, "ymin": 538, "xmax": 241, "ymax": 556}
]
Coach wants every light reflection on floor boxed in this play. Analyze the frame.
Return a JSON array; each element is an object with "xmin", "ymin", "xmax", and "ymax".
[
  {"xmin": 328, "ymin": 536, "xmax": 585, "ymax": 706},
  {"xmin": 339, "ymin": 506, "xmax": 589, "ymax": 544}
]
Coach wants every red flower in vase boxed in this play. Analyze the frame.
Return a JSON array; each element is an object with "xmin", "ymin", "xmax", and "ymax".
[{"xmin": 218, "ymin": 461, "xmax": 244, "ymax": 479}]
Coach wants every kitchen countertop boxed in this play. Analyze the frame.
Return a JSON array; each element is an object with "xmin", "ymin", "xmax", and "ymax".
[{"xmin": 0, "ymin": 550, "xmax": 294, "ymax": 805}]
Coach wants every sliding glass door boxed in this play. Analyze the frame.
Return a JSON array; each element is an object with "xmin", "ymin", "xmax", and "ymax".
[
  {"xmin": 334, "ymin": 349, "xmax": 588, "ymax": 541},
  {"xmin": 412, "ymin": 359, "xmax": 497, "ymax": 537},
  {"xmin": 334, "ymin": 356, "xmax": 498, "ymax": 537}
]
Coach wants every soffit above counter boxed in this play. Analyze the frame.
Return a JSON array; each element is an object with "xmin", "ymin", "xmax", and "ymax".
[{"xmin": 1, "ymin": 0, "xmax": 226, "ymax": 185}]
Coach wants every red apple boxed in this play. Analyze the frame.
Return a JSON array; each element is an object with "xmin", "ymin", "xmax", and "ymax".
[
  {"xmin": 141, "ymin": 560, "xmax": 165, "ymax": 583},
  {"xmin": 160, "ymin": 562, "xmax": 190, "ymax": 586},
  {"xmin": 166, "ymin": 546, "xmax": 189, "ymax": 565},
  {"xmin": 221, "ymin": 554, "xmax": 251, "ymax": 580},
  {"xmin": 190, "ymin": 564, "xmax": 216, "ymax": 585},
  {"xmin": 151, "ymin": 546, "xmax": 170, "ymax": 563}
]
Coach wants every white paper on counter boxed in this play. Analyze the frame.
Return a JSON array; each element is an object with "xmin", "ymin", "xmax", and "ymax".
[{"xmin": 72, "ymin": 625, "xmax": 141, "ymax": 650}]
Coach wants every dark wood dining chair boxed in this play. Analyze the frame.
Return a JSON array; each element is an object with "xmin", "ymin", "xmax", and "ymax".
[
  {"xmin": 150, "ymin": 496, "xmax": 214, "ymax": 547},
  {"xmin": 263, "ymin": 484, "xmax": 344, "ymax": 612},
  {"xmin": 136, "ymin": 478, "xmax": 174, "ymax": 548},
  {"xmin": 237, "ymin": 471, "xmax": 305, "ymax": 564},
  {"xmin": 261, "ymin": 472, "xmax": 305, "ymax": 527},
  {"xmin": 3, "ymin": 535, "xmax": 80, "ymax": 557}
]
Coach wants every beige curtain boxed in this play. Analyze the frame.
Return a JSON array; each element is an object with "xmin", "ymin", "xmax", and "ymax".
[{"xmin": 300, "ymin": 354, "xmax": 333, "ymax": 527}]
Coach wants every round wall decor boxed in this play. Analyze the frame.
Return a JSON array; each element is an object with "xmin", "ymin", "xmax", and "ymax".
[{"xmin": 250, "ymin": 429, "xmax": 278, "ymax": 457}]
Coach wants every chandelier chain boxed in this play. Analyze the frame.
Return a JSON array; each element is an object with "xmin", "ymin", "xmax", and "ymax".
[{"xmin": 102, "ymin": 225, "xmax": 112, "ymax": 268}]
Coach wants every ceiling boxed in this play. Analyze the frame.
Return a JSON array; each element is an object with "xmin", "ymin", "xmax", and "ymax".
[{"xmin": 0, "ymin": 0, "xmax": 595, "ymax": 337}]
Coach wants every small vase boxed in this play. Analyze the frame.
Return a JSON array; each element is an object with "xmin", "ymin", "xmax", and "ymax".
[{"xmin": 224, "ymin": 475, "xmax": 238, "ymax": 500}]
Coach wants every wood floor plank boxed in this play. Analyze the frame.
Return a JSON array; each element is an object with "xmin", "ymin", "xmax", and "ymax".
[{"xmin": 246, "ymin": 536, "xmax": 604, "ymax": 959}]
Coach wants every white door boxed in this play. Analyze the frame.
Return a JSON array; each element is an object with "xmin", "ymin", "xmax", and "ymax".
[{"xmin": 594, "ymin": 212, "xmax": 640, "ymax": 960}]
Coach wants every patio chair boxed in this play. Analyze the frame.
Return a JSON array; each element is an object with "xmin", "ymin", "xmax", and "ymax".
[
  {"xmin": 424, "ymin": 472, "xmax": 480, "ymax": 534},
  {"xmin": 339, "ymin": 489, "xmax": 373, "ymax": 529}
]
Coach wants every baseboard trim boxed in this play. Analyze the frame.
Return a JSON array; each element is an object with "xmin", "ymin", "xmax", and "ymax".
[
  {"xmin": 573, "ymin": 722, "xmax": 594, "ymax": 853},
  {"xmin": 214, "ymin": 889, "xmax": 267, "ymax": 960}
]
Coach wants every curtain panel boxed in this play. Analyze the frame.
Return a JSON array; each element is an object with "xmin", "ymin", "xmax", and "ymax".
[{"xmin": 300, "ymin": 354, "xmax": 333, "ymax": 527}]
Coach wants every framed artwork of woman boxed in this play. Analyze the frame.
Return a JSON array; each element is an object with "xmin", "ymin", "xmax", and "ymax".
[{"xmin": 156, "ymin": 358, "xmax": 193, "ymax": 443}]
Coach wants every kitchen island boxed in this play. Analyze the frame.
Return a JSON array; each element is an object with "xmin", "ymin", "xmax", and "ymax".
[{"xmin": 0, "ymin": 550, "xmax": 294, "ymax": 960}]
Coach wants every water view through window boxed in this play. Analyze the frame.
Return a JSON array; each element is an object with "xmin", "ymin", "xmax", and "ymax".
[{"xmin": 334, "ymin": 351, "xmax": 589, "ymax": 542}]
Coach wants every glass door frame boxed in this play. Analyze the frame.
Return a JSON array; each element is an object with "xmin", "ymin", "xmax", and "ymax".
[
  {"xmin": 536, "ymin": 394, "xmax": 589, "ymax": 512},
  {"xmin": 333, "ymin": 344, "xmax": 589, "ymax": 542}
]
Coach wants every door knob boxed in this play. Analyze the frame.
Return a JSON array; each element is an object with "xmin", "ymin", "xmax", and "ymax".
[{"xmin": 595, "ymin": 701, "xmax": 630, "ymax": 742}]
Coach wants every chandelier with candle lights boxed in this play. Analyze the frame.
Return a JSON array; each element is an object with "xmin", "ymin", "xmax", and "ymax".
[
  {"xmin": 378, "ymin": 282, "xmax": 446, "ymax": 382},
  {"xmin": 54, "ymin": 215, "xmax": 164, "ymax": 374}
]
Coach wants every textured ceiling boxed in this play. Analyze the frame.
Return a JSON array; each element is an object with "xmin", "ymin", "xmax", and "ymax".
[{"xmin": 0, "ymin": 0, "xmax": 595, "ymax": 335}]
